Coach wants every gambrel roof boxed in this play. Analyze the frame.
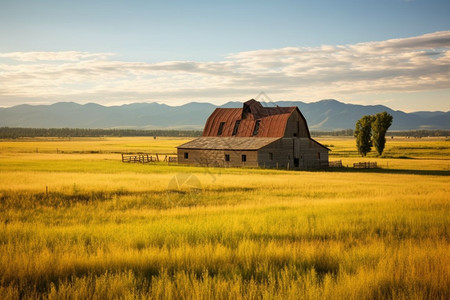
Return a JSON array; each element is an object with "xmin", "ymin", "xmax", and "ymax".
[{"xmin": 202, "ymin": 99, "xmax": 311, "ymax": 138}]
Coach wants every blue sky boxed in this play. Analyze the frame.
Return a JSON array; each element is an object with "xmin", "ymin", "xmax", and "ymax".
[{"xmin": 0, "ymin": 0, "xmax": 449, "ymax": 112}]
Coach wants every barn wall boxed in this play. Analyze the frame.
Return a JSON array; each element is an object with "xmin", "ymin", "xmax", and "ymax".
[
  {"xmin": 177, "ymin": 148, "xmax": 259, "ymax": 167},
  {"xmin": 225, "ymin": 150, "xmax": 258, "ymax": 167},
  {"xmin": 258, "ymin": 138, "xmax": 329, "ymax": 169},
  {"xmin": 178, "ymin": 138, "xmax": 328, "ymax": 169},
  {"xmin": 258, "ymin": 139, "xmax": 293, "ymax": 168},
  {"xmin": 297, "ymin": 138, "xmax": 329, "ymax": 168},
  {"xmin": 284, "ymin": 111, "xmax": 309, "ymax": 138}
]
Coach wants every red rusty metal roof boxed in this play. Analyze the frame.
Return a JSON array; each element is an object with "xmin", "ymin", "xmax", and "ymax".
[{"xmin": 202, "ymin": 99, "xmax": 308, "ymax": 138}]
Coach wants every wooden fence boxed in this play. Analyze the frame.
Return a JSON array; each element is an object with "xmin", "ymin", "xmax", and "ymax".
[
  {"xmin": 121, "ymin": 153, "xmax": 177, "ymax": 164},
  {"xmin": 121, "ymin": 155, "xmax": 378, "ymax": 169},
  {"xmin": 353, "ymin": 162, "xmax": 377, "ymax": 169},
  {"xmin": 328, "ymin": 160, "xmax": 343, "ymax": 168}
]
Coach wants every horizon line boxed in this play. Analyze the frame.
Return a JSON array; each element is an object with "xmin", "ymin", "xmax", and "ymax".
[{"xmin": 0, "ymin": 99, "xmax": 448, "ymax": 113}]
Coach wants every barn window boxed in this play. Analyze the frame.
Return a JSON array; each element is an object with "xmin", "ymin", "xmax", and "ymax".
[
  {"xmin": 225, "ymin": 154, "xmax": 230, "ymax": 162},
  {"xmin": 241, "ymin": 154, "xmax": 247, "ymax": 162},
  {"xmin": 269, "ymin": 153, "xmax": 273, "ymax": 160},
  {"xmin": 184, "ymin": 152, "xmax": 189, "ymax": 159},
  {"xmin": 318, "ymin": 152, "xmax": 321, "ymax": 159},
  {"xmin": 232, "ymin": 120, "xmax": 241, "ymax": 136},
  {"xmin": 252, "ymin": 120, "xmax": 261, "ymax": 136},
  {"xmin": 217, "ymin": 122, "xmax": 225, "ymax": 136}
]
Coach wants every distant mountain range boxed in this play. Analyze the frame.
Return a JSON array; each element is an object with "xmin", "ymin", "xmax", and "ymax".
[{"xmin": 0, "ymin": 100, "xmax": 448, "ymax": 131}]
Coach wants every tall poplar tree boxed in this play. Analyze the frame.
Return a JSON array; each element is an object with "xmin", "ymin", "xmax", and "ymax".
[
  {"xmin": 371, "ymin": 112, "xmax": 393, "ymax": 156},
  {"xmin": 354, "ymin": 115, "xmax": 374, "ymax": 157}
]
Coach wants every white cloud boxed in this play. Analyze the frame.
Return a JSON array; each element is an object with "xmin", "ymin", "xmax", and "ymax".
[
  {"xmin": 0, "ymin": 31, "xmax": 449, "ymax": 110},
  {"xmin": 0, "ymin": 51, "xmax": 114, "ymax": 62}
]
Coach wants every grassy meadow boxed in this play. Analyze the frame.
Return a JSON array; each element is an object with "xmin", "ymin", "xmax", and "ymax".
[{"xmin": 0, "ymin": 136, "xmax": 449, "ymax": 299}]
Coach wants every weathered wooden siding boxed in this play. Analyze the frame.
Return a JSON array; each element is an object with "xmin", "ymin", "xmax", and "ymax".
[
  {"xmin": 224, "ymin": 150, "xmax": 259, "ymax": 167},
  {"xmin": 297, "ymin": 138, "xmax": 329, "ymax": 168},
  {"xmin": 178, "ymin": 137, "xmax": 328, "ymax": 169},
  {"xmin": 284, "ymin": 111, "xmax": 309, "ymax": 138},
  {"xmin": 258, "ymin": 138, "xmax": 328, "ymax": 169},
  {"xmin": 177, "ymin": 148, "xmax": 259, "ymax": 167},
  {"xmin": 257, "ymin": 139, "xmax": 292, "ymax": 168}
]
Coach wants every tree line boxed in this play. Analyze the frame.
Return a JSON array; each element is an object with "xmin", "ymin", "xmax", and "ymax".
[
  {"xmin": 0, "ymin": 127, "xmax": 202, "ymax": 139},
  {"xmin": 388, "ymin": 130, "xmax": 450, "ymax": 138},
  {"xmin": 312, "ymin": 129, "xmax": 448, "ymax": 137},
  {"xmin": 310, "ymin": 129, "xmax": 355, "ymax": 136},
  {"xmin": 1, "ymin": 126, "xmax": 447, "ymax": 140}
]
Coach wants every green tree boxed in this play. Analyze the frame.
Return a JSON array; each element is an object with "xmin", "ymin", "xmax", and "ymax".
[
  {"xmin": 371, "ymin": 112, "xmax": 393, "ymax": 156},
  {"xmin": 354, "ymin": 115, "xmax": 374, "ymax": 157}
]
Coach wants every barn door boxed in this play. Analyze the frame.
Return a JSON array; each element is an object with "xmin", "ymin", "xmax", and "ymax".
[{"xmin": 293, "ymin": 139, "xmax": 300, "ymax": 167}]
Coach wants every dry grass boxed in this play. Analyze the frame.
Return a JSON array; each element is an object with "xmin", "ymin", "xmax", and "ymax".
[{"xmin": 0, "ymin": 137, "xmax": 449, "ymax": 299}]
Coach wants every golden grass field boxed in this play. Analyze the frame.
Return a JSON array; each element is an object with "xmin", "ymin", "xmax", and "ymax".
[{"xmin": 0, "ymin": 136, "xmax": 449, "ymax": 299}]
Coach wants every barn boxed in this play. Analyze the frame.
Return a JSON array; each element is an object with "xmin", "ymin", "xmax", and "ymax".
[{"xmin": 177, "ymin": 99, "xmax": 329, "ymax": 168}]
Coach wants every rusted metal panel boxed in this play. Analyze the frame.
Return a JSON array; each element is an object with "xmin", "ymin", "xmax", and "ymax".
[
  {"xmin": 202, "ymin": 108, "xmax": 241, "ymax": 136},
  {"xmin": 202, "ymin": 99, "xmax": 297, "ymax": 138}
]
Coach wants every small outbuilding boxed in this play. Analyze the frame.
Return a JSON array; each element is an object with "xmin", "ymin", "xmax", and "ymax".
[{"xmin": 177, "ymin": 99, "xmax": 329, "ymax": 168}]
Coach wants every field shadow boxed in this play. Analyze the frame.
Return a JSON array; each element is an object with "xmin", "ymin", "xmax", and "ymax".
[{"xmin": 321, "ymin": 167, "xmax": 450, "ymax": 176}]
